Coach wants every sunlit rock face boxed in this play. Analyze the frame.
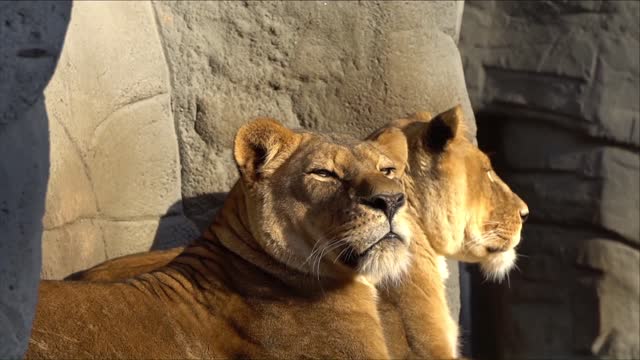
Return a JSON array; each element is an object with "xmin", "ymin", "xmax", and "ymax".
[{"xmin": 40, "ymin": 2, "xmax": 196, "ymax": 280}]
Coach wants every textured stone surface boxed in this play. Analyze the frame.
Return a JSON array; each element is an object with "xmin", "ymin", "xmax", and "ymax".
[
  {"xmin": 41, "ymin": 220, "xmax": 105, "ymax": 280},
  {"xmin": 101, "ymin": 216, "xmax": 199, "ymax": 259},
  {"xmin": 460, "ymin": 1, "xmax": 640, "ymax": 358},
  {"xmin": 40, "ymin": 1, "xmax": 194, "ymax": 280},
  {"xmin": 152, "ymin": 1, "xmax": 476, "ymax": 222},
  {"xmin": 0, "ymin": 2, "xmax": 71, "ymax": 358},
  {"xmin": 462, "ymin": 0, "xmax": 639, "ymax": 147},
  {"xmin": 504, "ymin": 225, "xmax": 640, "ymax": 360},
  {"xmin": 500, "ymin": 121, "xmax": 639, "ymax": 244}
]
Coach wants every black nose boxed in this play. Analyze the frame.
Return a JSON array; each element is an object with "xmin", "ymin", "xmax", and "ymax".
[
  {"xmin": 361, "ymin": 193, "xmax": 405, "ymax": 219},
  {"xmin": 520, "ymin": 208, "xmax": 529, "ymax": 223}
]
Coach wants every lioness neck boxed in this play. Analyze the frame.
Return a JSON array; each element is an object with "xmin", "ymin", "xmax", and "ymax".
[
  {"xmin": 403, "ymin": 172, "xmax": 463, "ymax": 258},
  {"xmin": 165, "ymin": 182, "xmax": 359, "ymax": 296}
]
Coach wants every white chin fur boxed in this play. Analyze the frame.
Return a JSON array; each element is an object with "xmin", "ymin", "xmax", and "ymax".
[
  {"xmin": 480, "ymin": 249, "xmax": 516, "ymax": 283},
  {"xmin": 437, "ymin": 256, "xmax": 449, "ymax": 281},
  {"xmin": 358, "ymin": 246, "xmax": 411, "ymax": 286}
]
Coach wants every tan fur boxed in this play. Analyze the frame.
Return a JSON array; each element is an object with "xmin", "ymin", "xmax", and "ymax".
[
  {"xmin": 374, "ymin": 105, "xmax": 529, "ymax": 281},
  {"xmin": 66, "ymin": 247, "xmax": 185, "ymax": 282},
  {"xmin": 27, "ymin": 119, "xmax": 445, "ymax": 359},
  {"xmin": 370, "ymin": 105, "xmax": 528, "ymax": 358},
  {"xmin": 67, "ymin": 241, "xmax": 458, "ymax": 360},
  {"xmin": 66, "ymin": 106, "xmax": 527, "ymax": 359}
]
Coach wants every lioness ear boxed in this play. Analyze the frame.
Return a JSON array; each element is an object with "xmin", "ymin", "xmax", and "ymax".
[
  {"xmin": 423, "ymin": 105, "xmax": 463, "ymax": 151},
  {"xmin": 234, "ymin": 118, "xmax": 297, "ymax": 182},
  {"xmin": 409, "ymin": 111, "xmax": 433, "ymax": 122},
  {"xmin": 369, "ymin": 127, "xmax": 408, "ymax": 173}
]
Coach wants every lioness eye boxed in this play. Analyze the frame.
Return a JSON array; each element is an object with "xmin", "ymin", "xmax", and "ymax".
[
  {"xmin": 309, "ymin": 169, "xmax": 338, "ymax": 178},
  {"xmin": 381, "ymin": 167, "xmax": 396, "ymax": 177}
]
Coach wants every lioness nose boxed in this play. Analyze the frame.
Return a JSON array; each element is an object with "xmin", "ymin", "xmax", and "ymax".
[{"xmin": 361, "ymin": 193, "xmax": 405, "ymax": 219}]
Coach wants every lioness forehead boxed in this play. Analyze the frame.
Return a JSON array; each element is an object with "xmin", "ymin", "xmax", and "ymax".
[
  {"xmin": 294, "ymin": 130, "xmax": 387, "ymax": 165},
  {"xmin": 294, "ymin": 129, "xmax": 362, "ymax": 148}
]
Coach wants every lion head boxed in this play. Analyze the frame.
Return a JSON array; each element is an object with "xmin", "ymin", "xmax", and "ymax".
[
  {"xmin": 369, "ymin": 106, "xmax": 528, "ymax": 282},
  {"xmin": 233, "ymin": 118, "xmax": 413, "ymax": 284}
]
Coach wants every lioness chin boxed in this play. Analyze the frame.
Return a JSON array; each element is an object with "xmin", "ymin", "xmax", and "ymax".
[{"xmin": 28, "ymin": 119, "xmax": 457, "ymax": 359}]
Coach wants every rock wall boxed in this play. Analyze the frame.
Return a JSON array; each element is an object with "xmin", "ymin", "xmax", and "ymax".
[
  {"xmin": 459, "ymin": 1, "xmax": 639, "ymax": 359},
  {"xmin": 40, "ymin": 1, "xmax": 197, "ymax": 280},
  {"xmin": 0, "ymin": 2, "xmax": 71, "ymax": 357}
]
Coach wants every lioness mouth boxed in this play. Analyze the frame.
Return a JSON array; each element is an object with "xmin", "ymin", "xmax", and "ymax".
[{"xmin": 340, "ymin": 232, "xmax": 402, "ymax": 267}]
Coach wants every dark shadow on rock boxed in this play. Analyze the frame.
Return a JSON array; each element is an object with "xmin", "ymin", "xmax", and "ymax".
[
  {"xmin": 0, "ymin": 1, "xmax": 72, "ymax": 358},
  {"xmin": 150, "ymin": 192, "xmax": 228, "ymax": 251}
]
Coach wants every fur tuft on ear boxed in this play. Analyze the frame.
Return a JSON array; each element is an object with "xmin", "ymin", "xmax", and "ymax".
[
  {"xmin": 233, "ymin": 118, "xmax": 297, "ymax": 182},
  {"xmin": 368, "ymin": 127, "xmax": 408, "ymax": 173},
  {"xmin": 423, "ymin": 105, "xmax": 463, "ymax": 151},
  {"xmin": 409, "ymin": 111, "xmax": 433, "ymax": 122}
]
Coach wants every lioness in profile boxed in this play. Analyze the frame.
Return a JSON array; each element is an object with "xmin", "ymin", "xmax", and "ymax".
[
  {"xmin": 370, "ymin": 105, "xmax": 529, "ymax": 282},
  {"xmin": 370, "ymin": 105, "xmax": 529, "ymax": 357},
  {"xmin": 69, "ymin": 105, "xmax": 529, "ymax": 359},
  {"xmin": 27, "ymin": 119, "xmax": 458, "ymax": 359}
]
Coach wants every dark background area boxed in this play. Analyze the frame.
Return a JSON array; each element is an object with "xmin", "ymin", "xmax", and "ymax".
[{"xmin": 459, "ymin": 1, "xmax": 639, "ymax": 359}]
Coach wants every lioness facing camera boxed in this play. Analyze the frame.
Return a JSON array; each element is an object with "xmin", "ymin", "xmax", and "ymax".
[{"xmin": 28, "ymin": 119, "xmax": 456, "ymax": 359}]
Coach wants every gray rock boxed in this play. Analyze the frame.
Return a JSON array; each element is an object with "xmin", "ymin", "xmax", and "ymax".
[
  {"xmin": 461, "ymin": 0, "xmax": 640, "ymax": 147},
  {"xmin": 499, "ymin": 121, "xmax": 639, "ymax": 244},
  {"xmin": 460, "ymin": 1, "xmax": 640, "ymax": 358},
  {"xmin": 504, "ymin": 225, "xmax": 640, "ymax": 360},
  {"xmin": 0, "ymin": 2, "xmax": 71, "ymax": 358}
]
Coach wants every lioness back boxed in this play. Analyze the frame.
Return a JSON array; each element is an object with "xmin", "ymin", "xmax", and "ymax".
[{"xmin": 65, "ymin": 247, "xmax": 184, "ymax": 282}]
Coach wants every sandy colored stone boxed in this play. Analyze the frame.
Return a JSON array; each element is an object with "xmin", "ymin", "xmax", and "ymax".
[
  {"xmin": 41, "ymin": 220, "xmax": 106, "ymax": 280},
  {"xmin": 90, "ymin": 93, "xmax": 181, "ymax": 219},
  {"xmin": 101, "ymin": 216, "xmax": 198, "ymax": 260},
  {"xmin": 42, "ymin": 112, "xmax": 98, "ymax": 229},
  {"xmin": 46, "ymin": 1, "xmax": 170, "ymax": 153},
  {"xmin": 38, "ymin": 1, "xmax": 185, "ymax": 282}
]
